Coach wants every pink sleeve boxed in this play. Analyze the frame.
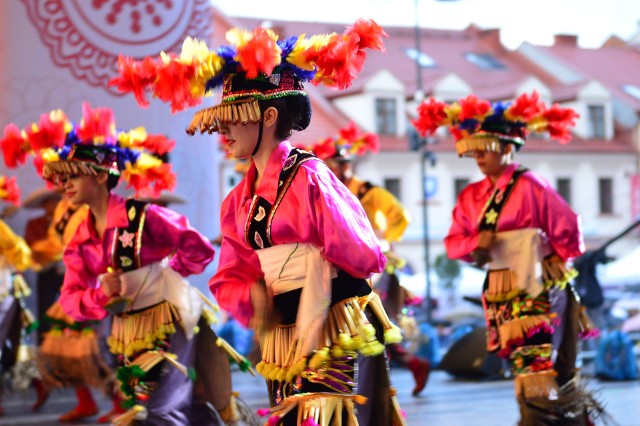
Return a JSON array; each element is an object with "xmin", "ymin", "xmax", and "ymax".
[
  {"xmin": 306, "ymin": 166, "xmax": 386, "ymax": 278},
  {"xmin": 539, "ymin": 185, "xmax": 585, "ymax": 261},
  {"xmin": 144, "ymin": 205, "xmax": 215, "ymax": 276},
  {"xmin": 444, "ymin": 191, "xmax": 479, "ymax": 262},
  {"xmin": 60, "ymin": 241, "xmax": 109, "ymax": 321},
  {"xmin": 209, "ymin": 194, "xmax": 262, "ymax": 327}
]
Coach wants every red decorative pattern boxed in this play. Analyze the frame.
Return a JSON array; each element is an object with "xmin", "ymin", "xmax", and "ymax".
[{"xmin": 20, "ymin": 0, "xmax": 211, "ymax": 96}]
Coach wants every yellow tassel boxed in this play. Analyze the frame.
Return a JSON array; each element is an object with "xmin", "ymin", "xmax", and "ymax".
[
  {"xmin": 384, "ymin": 325, "xmax": 403, "ymax": 344},
  {"xmin": 12, "ymin": 274, "xmax": 31, "ymax": 298},
  {"xmin": 112, "ymin": 404, "xmax": 146, "ymax": 426}
]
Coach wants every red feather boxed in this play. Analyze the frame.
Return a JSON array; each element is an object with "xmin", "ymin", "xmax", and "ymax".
[
  {"xmin": 26, "ymin": 113, "xmax": 67, "ymax": 152},
  {"xmin": 0, "ymin": 176, "xmax": 21, "ymax": 206},
  {"xmin": 236, "ymin": 28, "xmax": 280, "ymax": 79},
  {"xmin": 153, "ymin": 60, "xmax": 200, "ymax": 113},
  {"xmin": 312, "ymin": 137, "xmax": 338, "ymax": 160},
  {"xmin": 412, "ymin": 98, "xmax": 448, "ymax": 136},
  {"xmin": 1, "ymin": 124, "xmax": 29, "ymax": 168},
  {"xmin": 459, "ymin": 95, "xmax": 491, "ymax": 121},
  {"xmin": 109, "ymin": 56, "xmax": 158, "ymax": 108},
  {"xmin": 344, "ymin": 19, "xmax": 388, "ymax": 52},
  {"xmin": 543, "ymin": 104, "xmax": 579, "ymax": 143},
  {"xmin": 76, "ymin": 103, "xmax": 116, "ymax": 143},
  {"xmin": 135, "ymin": 134, "xmax": 176, "ymax": 155},
  {"xmin": 507, "ymin": 91, "xmax": 546, "ymax": 121}
]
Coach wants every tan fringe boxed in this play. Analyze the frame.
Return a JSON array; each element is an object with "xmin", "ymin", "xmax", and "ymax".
[
  {"xmin": 11, "ymin": 274, "xmax": 31, "ymax": 298},
  {"xmin": 218, "ymin": 392, "xmax": 241, "ymax": 423},
  {"xmin": 107, "ymin": 301, "xmax": 180, "ymax": 357},
  {"xmin": 38, "ymin": 330, "xmax": 111, "ymax": 388},
  {"xmin": 186, "ymin": 99, "xmax": 262, "ymax": 135},
  {"xmin": 456, "ymin": 134, "xmax": 509, "ymax": 156},
  {"xmin": 216, "ymin": 337, "xmax": 256, "ymax": 376},
  {"xmin": 541, "ymin": 256, "xmax": 578, "ymax": 289},
  {"xmin": 263, "ymin": 392, "xmax": 367, "ymax": 426},
  {"xmin": 42, "ymin": 160, "xmax": 99, "ymax": 179},
  {"xmin": 514, "ymin": 370, "xmax": 558, "ymax": 400},
  {"xmin": 391, "ymin": 389, "xmax": 408, "ymax": 426},
  {"xmin": 256, "ymin": 296, "xmax": 386, "ymax": 383},
  {"xmin": 112, "ymin": 404, "xmax": 146, "ymax": 426},
  {"xmin": 485, "ymin": 269, "xmax": 520, "ymax": 302},
  {"xmin": 362, "ymin": 293, "xmax": 403, "ymax": 344},
  {"xmin": 499, "ymin": 314, "xmax": 557, "ymax": 350}
]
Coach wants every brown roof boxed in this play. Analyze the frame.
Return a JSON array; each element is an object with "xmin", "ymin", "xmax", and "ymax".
[{"xmin": 530, "ymin": 42, "xmax": 640, "ymax": 110}]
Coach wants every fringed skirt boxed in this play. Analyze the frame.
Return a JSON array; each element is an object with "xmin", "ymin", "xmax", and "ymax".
[
  {"xmin": 482, "ymin": 259, "xmax": 602, "ymax": 425},
  {"xmin": 38, "ymin": 301, "xmax": 111, "ymax": 389},
  {"xmin": 258, "ymin": 271, "xmax": 403, "ymax": 426}
]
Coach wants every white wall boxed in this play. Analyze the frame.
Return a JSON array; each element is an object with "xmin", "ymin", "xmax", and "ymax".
[{"xmin": 0, "ymin": 1, "xmax": 220, "ymax": 292}]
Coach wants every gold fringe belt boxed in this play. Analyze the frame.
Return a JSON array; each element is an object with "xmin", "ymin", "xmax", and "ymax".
[
  {"xmin": 257, "ymin": 293, "xmax": 402, "ymax": 384},
  {"xmin": 108, "ymin": 301, "xmax": 180, "ymax": 357}
]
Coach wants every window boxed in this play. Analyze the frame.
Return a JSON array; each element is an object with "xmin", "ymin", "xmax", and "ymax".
[
  {"xmin": 404, "ymin": 48, "xmax": 437, "ymax": 68},
  {"xmin": 557, "ymin": 178, "xmax": 572, "ymax": 205},
  {"xmin": 454, "ymin": 178, "xmax": 470, "ymax": 201},
  {"xmin": 599, "ymin": 178, "xmax": 613, "ymax": 214},
  {"xmin": 465, "ymin": 52, "xmax": 506, "ymax": 70},
  {"xmin": 588, "ymin": 105, "xmax": 605, "ymax": 138},
  {"xmin": 375, "ymin": 98, "xmax": 397, "ymax": 135},
  {"xmin": 622, "ymin": 84, "xmax": 640, "ymax": 100},
  {"xmin": 384, "ymin": 178, "xmax": 401, "ymax": 201}
]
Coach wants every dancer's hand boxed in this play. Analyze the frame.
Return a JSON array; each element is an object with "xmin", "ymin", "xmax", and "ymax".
[
  {"xmin": 249, "ymin": 279, "xmax": 277, "ymax": 333},
  {"xmin": 101, "ymin": 269, "xmax": 122, "ymax": 297}
]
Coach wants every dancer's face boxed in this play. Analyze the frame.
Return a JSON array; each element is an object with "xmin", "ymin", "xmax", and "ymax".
[
  {"xmin": 218, "ymin": 121, "xmax": 260, "ymax": 160},
  {"xmin": 60, "ymin": 173, "xmax": 100, "ymax": 205},
  {"xmin": 472, "ymin": 145, "xmax": 513, "ymax": 182}
]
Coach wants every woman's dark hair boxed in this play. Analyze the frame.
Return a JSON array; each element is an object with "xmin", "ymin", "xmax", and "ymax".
[
  {"xmin": 259, "ymin": 95, "xmax": 312, "ymax": 141},
  {"xmin": 107, "ymin": 174, "xmax": 120, "ymax": 191}
]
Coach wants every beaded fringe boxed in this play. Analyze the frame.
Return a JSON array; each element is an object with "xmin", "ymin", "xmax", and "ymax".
[
  {"xmin": 486, "ymin": 257, "xmax": 578, "ymax": 303},
  {"xmin": 108, "ymin": 301, "xmax": 180, "ymax": 357},
  {"xmin": 258, "ymin": 392, "xmax": 367, "ymax": 426},
  {"xmin": 187, "ymin": 99, "xmax": 262, "ymax": 135},
  {"xmin": 256, "ymin": 294, "xmax": 402, "ymax": 384},
  {"xmin": 499, "ymin": 314, "xmax": 557, "ymax": 350}
]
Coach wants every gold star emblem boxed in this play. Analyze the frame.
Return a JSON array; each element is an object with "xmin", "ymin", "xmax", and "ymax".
[{"xmin": 485, "ymin": 208, "xmax": 498, "ymax": 225}]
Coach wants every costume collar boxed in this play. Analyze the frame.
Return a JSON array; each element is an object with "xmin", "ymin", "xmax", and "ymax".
[
  {"xmin": 74, "ymin": 193, "xmax": 129, "ymax": 242},
  {"xmin": 478, "ymin": 162, "xmax": 519, "ymax": 195},
  {"xmin": 242, "ymin": 141, "xmax": 293, "ymax": 205}
]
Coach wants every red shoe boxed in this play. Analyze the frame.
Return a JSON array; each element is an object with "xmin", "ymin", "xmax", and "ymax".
[
  {"xmin": 58, "ymin": 405, "xmax": 99, "ymax": 422},
  {"xmin": 408, "ymin": 356, "xmax": 430, "ymax": 396},
  {"xmin": 31, "ymin": 379, "xmax": 50, "ymax": 411},
  {"xmin": 59, "ymin": 386, "xmax": 99, "ymax": 422},
  {"xmin": 97, "ymin": 393, "xmax": 127, "ymax": 423}
]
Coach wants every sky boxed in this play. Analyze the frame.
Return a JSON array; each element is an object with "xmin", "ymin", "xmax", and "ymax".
[{"xmin": 213, "ymin": 0, "xmax": 640, "ymax": 50}]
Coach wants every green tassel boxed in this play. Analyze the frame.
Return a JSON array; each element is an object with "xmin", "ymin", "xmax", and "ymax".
[
  {"xmin": 25, "ymin": 320, "xmax": 39, "ymax": 334},
  {"xmin": 188, "ymin": 367, "xmax": 197, "ymax": 382}
]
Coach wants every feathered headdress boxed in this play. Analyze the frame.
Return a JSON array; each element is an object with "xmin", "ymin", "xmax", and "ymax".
[
  {"xmin": 109, "ymin": 19, "xmax": 387, "ymax": 135},
  {"xmin": 305, "ymin": 122, "xmax": 379, "ymax": 161},
  {"xmin": 0, "ymin": 103, "xmax": 176, "ymax": 198},
  {"xmin": 412, "ymin": 91, "xmax": 579, "ymax": 156},
  {"xmin": 0, "ymin": 176, "xmax": 20, "ymax": 206}
]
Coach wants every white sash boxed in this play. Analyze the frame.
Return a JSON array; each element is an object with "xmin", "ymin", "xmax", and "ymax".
[
  {"xmin": 256, "ymin": 243, "xmax": 335, "ymax": 355},
  {"xmin": 117, "ymin": 259, "xmax": 203, "ymax": 340},
  {"xmin": 489, "ymin": 228, "xmax": 552, "ymax": 297}
]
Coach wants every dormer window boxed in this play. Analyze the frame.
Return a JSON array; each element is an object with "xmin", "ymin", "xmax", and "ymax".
[
  {"xmin": 465, "ymin": 53, "xmax": 506, "ymax": 70},
  {"xmin": 405, "ymin": 48, "xmax": 437, "ymax": 68},
  {"xmin": 588, "ymin": 104, "xmax": 605, "ymax": 138}
]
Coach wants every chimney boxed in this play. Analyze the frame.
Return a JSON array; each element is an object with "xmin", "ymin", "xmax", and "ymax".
[
  {"xmin": 554, "ymin": 34, "xmax": 578, "ymax": 47},
  {"xmin": 478, "ymin": 28, "xmax": 503, "ymax": 51}
]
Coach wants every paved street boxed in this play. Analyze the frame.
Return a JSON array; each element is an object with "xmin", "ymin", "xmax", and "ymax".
[{"xmin": 1, "ymin": 366, "xmax": 639, "ymax": 425}]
